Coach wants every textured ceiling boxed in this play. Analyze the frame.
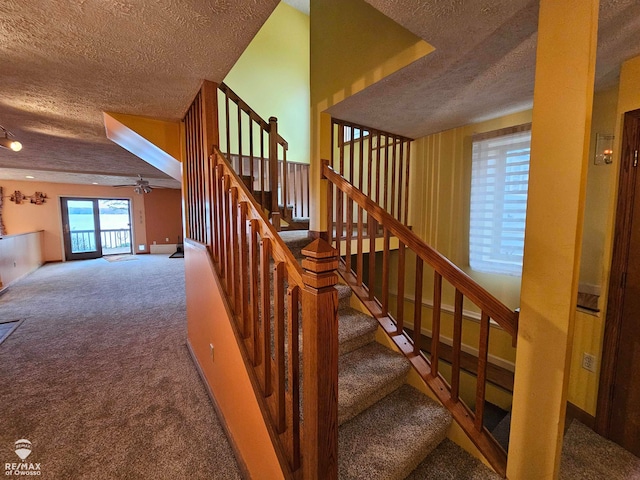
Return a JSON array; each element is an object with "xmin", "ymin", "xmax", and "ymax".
[
  {"xmin": 0, "ymin": 0, "xmax": 278, "ymax": 187},
  {"xmin": 330, "ymin": 0, "xmax": 640, "ymax": 139},
  {"xmin": 2, "ymin": 0, "xmax": 639, "ymax": 187}
]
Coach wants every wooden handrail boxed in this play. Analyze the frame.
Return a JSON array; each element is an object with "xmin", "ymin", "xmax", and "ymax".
[
  {"xmin": 323, "ymin": 162, "xmax": 518, "ymax": 338},
  {"xmin": 323, "ymin": 160, "xmax": 518, "ymax": 476}
]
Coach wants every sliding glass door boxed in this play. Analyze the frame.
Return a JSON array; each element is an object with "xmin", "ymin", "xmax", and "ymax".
[{"xmin": 61, "ymin": 198, "xmax": 132, "ymax": 261}]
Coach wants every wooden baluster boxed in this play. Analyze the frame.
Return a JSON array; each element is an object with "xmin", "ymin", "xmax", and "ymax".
[
  {"xmin": 249, "ymin": 119, "xmax": 254, "ymax": 194},
  {"xmin": 383, "ymin": 134, "xmax": 389, "ymax": 212},
  {"xmin": 261, "ymin": 237, "xmax": 272, "ymax": 395},
  {"xmin": 215, "ymin": 165, "xmax": 225, "ymax": 276},
  {"xmin": 349, "ymin": 125, "xmax": 355, "ymax": 184},
  {"xmin": 269, "ymin": 117, "xmax": 280, "ymax": 231},
  {"xmin": 274, "ymin": 261, "xmax": 286, "ymax": 433},
  {"xmin": 398, "ymin": 140, "xmax": 405, "ymax": 226},
  {"xmin": 345, "ymin": 197, "xmax": 353, "ymax": 274},
  {"xmin": 413, "ymin": 257, "xmax": 424, "ymax": 355},
  {"xmin": 230, "ymin": 187, "xmax": 240, "ymax": 314},
  {"xmin": 451, "ymin": 289, "xmax": 464, "ymax": 401},
  {"xmin": 367, "ymin": 128, "xmax": 373, "ymax": 198},
  {"xmin": 225, "ymin": 92, "xmax": 231, "ymax": 160},
  {"xmin": 404, "ymin": 140, "xmax": 411, "ymax": 225},
  {"xmin": 368, "ymin": 216, "xmax": 376, "ymax": 300},
  {"xmin": 391, "ymin": 137, "xmax": 397, "ymax": 219},
  {"xmin": 339, "ymin": 122, "xmax": 345, "ymax": 176},
  {"xmin": 396, "ymin": 242, "xmax": 406, "ymax": 334},
  {"xmin": 431, "ymin": 272, "xmax": 442, "ymax": 376},
  {"xmin": 237, "ymin": 103, "xmax": 243, "ymax": 178},
  {"xmin": 336, "ymin": 184, "xmax": 343, "ymax": 242},
  {"xmin": 223, "ymin": 175, "xmax": 232, "ymax": 288},
  {"xmin": 475, "ymin": 312, "xmax": 491, "ymax": 431},
  {"xmin": 300, "ymin": 239, "xmax": 339, "ymax": 480},
  {"xmin": 375, "ymin": 131, "xmax": 381, "ymax": 205},
  {"xmin": 356, "ymin": 205, "xmax": 364, "ymax": 286},
  {"xmin": 282, "ymin": 147, "xmax": 289, "ymax": 220},
  {"xmin": 304, "ymin": 164, "xmax": 310, "ymax": 219},
  {"xmin": 325, "ymin": 160, "xmax": 334, "ymax": 247},
  {"xmin": 359, "ymin": 126, "xmax": 365, "ymax": 191},
  {"xmin": 239, "ymin": 202, "xmax": 250, "ymax": 338},
  {"xmin": 287, "ymin": 285, "xmax": 301, "ymax": 471},
  {"xmin": 210, "ymin": 154, "xmax": 219, "ymax": 262},
  {"xmin": 382, "ymin": 228, "xmax": 390, "ymax": 316},
  {"xmin": 249, "ymin": 219, "xmax": 260, "ymax": 366},
  {"xmin": 260, "ymin": 127, "xmax": 266, "ymax": 209}
]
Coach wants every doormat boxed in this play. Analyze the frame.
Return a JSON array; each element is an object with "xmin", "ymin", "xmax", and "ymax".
[
  {"xmin": 104, "ymin": 255, "xmax": 138, "ymax": 263},
  {"xmin": 0, "ymin": 319, "xmax": 23, "ymax": 346}
]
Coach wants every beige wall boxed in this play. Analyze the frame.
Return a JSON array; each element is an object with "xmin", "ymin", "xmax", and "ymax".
[{"xmin": 0, "ymin": 179, "xmax": 181, "ymax": 262}]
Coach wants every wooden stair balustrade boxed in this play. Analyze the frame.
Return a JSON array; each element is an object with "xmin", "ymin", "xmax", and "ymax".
[
  {"xmin": 323, "ymin": 161, "xmax": 519, "ymax": 477},
  {"xmin": 209, "ymin": 148, "xmax": 338, "ymax": 479},
  {"xmin": 218, "ymin": 83, "xmax": 309, "ymax": 231}
]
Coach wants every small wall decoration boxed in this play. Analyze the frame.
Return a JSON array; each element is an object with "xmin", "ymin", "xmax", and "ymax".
[
  {"xmin": 7, "ymin": 190, "xmax": 47, "ymax": 205},
  {"xmin": 31, "ymin": 192, "xmax": 47, "ymax": 205},
  {"xmin": 10, "ymin": 190, "xmax": 25, "ymax": 204}
]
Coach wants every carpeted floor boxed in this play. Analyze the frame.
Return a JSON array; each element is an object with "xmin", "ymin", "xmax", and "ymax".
[
  {"xmin": 560, "ymin": 420, "xmax": 640, "ymax": 479},
  {"xmin": 0, "ymin": 256, "xmax": 241, "ymax": 479}
]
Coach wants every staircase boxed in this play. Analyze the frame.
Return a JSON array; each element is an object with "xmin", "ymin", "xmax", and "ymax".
[{"xmin": 280, "ymin": 231, "xmax": 501, "ymax": 479}]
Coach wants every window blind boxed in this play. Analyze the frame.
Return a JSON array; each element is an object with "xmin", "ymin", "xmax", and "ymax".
[{"xmin": 469, "ymin": 127, "xmax": 531, "ymax": 276}]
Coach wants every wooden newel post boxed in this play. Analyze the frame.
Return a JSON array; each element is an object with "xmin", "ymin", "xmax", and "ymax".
[
  {"xmin": 301, "ymin": 238, "xmax": 339, "ymax": 480},
  {"xmin": 268, "ymin": 116, "xmax": 281, "ymax": 231}
]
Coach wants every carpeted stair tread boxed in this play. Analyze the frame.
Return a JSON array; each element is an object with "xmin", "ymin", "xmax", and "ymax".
[
  {"xmin": 338, "ymin": 384, "xmax": 451, "ymax": 480},
  {"xmin": 338, "ymin": 342, "xmax": 410, "ymax": 425},
  {"xmin": 278, "ymin": 230, "xmax": 311, "ymax": 260},
  {"xmin": 338, "ymin": 307, "xmax": 378, "ymax": 356},
  {"xmin": 336, "ymin": 283, "xmax": 352, "ymax": 310},
  {"xmin": 406, "ymin": 438, "xmax": 501, "ymax": 480}
]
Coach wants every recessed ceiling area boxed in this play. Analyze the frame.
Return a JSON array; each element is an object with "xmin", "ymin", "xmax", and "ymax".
[{"xmin": 0, "ymin": 0, "xmax": 279, "ymax": 187}]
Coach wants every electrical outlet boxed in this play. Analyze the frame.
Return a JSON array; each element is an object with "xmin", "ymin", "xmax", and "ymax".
[
  {"xmin": 209, "ymin": 343, "xmax": 215, "ymax": 362},
  {"xmin": 165, "ymin": 237, "xmax": 169, "ymax": 242},
  {"xmin": 582, "ymin": 353, "xmax": 597, "ymax": 373}
]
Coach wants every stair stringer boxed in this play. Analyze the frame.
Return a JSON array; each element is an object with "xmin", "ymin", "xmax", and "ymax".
[{"xmin": 343, "ymin": 275, "xmax": 502, "ymax": 477}]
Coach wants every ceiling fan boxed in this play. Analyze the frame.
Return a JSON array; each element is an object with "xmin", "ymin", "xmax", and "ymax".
[{"xmin": 113, "ymin": 175, "xmax": 164, "ymax": 194}]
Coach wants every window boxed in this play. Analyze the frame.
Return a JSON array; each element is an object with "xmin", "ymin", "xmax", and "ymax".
[{"xmin": 469, "ymin": 124, "xmax": 531, "ymax": 276}]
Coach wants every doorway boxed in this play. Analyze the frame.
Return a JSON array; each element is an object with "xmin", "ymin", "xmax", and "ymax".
[
  {"xmin": 61, "ymin": 198, "xmax": 132, "ymax": 261},
  {"xmin": 597, "ymin": 109, "xmax": 640, "ymax": 455}
]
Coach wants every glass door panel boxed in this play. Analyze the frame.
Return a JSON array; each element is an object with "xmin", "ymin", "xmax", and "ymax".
[
  {"xmin": 98, "ymin": 199, "xmax": 132, "ymax": 255},
  {"xmin": 61, "ymin": 198, "xmax": 102, "ymax": 260}
]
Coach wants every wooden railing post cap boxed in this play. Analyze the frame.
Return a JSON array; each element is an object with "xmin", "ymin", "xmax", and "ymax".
[
  {"xmin": 301, "ymin": 238, "xmax": 337, "ymax": 260},
  {"xmin": 301, "ymin": 238, "xmax": 338, "ymax": 289},
  {"xmin": 269, "ymin": 116, "xmax": 278, "ymax": 124}
]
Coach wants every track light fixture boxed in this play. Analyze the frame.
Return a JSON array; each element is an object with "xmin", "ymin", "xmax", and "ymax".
[{"xmin": 0, "ymin": 125, "xmax": 22, "ymax": 152}]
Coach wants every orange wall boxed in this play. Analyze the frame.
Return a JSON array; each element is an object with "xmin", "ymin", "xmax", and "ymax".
[
  {"xmin": 184, "ymin": 241, "xmax": 284, "ymax": 480},
  {"xmin": 143, "ymin": 189, "xmax": 183, "ymax": 245},
  {"xmin": 0, "ymin": 179, "xmax": 180, "ymax": 261}
]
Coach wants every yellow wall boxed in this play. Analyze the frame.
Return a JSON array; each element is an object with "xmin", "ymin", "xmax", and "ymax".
[
  {"xmin": 309, "ymin": 0, "xmax": 433, "ymax": 231},
  {"xmin": 222, "ymin": 2, "xmax": 310, "ymax": 164},
  {"xmin": 408, "ymin": 86, "xmax": 624, "ymax": 416},
  {"xmin": 0, "ymin": 179, "xmax": 164, "ymax": 261}
]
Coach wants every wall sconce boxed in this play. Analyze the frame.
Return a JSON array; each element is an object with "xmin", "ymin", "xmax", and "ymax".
[
  {"xmin": 6, "ymin": 190, "xmax": 47, "ymax": 205},
  {"xmin": 595, "ymin": 133, "xmax": 614, "ymax": 165},
  {"xmin": 0, "ymin": 126, "xmax": 22, "ymax": 152}
]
